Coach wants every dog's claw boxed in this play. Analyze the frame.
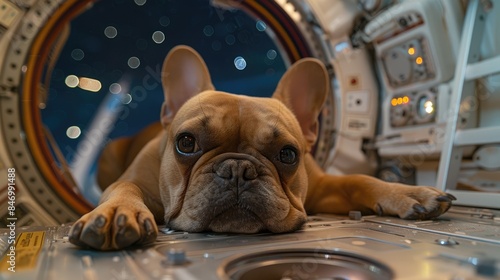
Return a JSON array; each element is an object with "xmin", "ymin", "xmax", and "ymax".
[
  {"xmin": 436, "ymin": 195, "xmax": 452, "ymax": 203},
  {"xmin": 375, "ymin": 203, "xmax": 384, "ymax": 216},
  {"xmin": 68, "ymin": 221, "xmax": 86, "ymax": 247},
  {"xmin": 113, "ymin": 214, "xmax": 139, "ymax": 248},
  {"xmin": 141, "ymin": 219, "xmax": 157, "ymax": 244},
  {"xmin": 94, "ymin": 215, "xmax": 107, "ymax": 228},
  {"xmin": 426, "ymin": 205, "xmax": 442, "ymax": 218},
  {"xmin": 80, "ymin": 222, "xmax": 106, "ymax": 249},
  {"xmin": 144, "ymin": 219, "xmax": 154, "ymax": 235},
  {"xmin": 116, "ymin": 214, "xmax": 127, "ymax": 227},
  {"xmin": 403, "ymin": 204, "xmax": 426, "ymax": 220},
  {"xmin": 413, "ymin": 204, "xmax": 426, "ymax": 214}
]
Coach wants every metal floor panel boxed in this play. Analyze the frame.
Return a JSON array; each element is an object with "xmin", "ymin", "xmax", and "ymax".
[{"xmin": 1, "ymin": 206, "xmax": 499, "ymax": 279}]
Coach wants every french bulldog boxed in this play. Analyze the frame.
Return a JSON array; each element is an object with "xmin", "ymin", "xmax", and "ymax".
[{"xmin": 69, "ymin": 45, "xmax": 455, "ymax": 250}]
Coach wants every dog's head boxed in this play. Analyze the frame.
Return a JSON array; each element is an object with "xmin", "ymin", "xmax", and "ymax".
[{"xmin": 158, "ymin": 46, "xmax": 329, "ymax": 233}]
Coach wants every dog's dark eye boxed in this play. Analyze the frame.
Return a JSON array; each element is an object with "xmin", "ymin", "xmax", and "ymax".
[
  {"xmin": 176, "ymin": 134, "xmax": 199, "ymax": 154},
  {"xmin": 279, "ymin": 147, "xmax": 298, "ymax": 165}
]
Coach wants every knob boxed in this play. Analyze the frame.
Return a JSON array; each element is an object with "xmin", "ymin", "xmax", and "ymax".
[
  {"xmin": 435, "ymin": 238, "xmax": 459, "ymax": 246},
  {"xmin": 165, "ymin": 248, "xmax": 189, "ymax": 265}
]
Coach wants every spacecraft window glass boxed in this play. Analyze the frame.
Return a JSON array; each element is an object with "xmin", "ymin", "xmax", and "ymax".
[{"xmin": 39, "ymin": 0, "xmax": 287, "ymax": 204}]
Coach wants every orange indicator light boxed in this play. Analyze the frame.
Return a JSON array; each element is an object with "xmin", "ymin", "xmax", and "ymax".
[{"xmin": 391, "ymin": 96, "xmax": 410, "ymax": 106}]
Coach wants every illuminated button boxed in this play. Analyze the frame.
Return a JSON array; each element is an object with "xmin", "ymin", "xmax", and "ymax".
[
  {"xmin": 392, "ymin": 96, "xmax": 410, "ymax": 106},
  {"xmin": 415, "ymin": 91, "xmax": 436, "ymax": 124},
  {"xmin": 424, "ymin": 100, "xmax": 434, "ymax": 114}
]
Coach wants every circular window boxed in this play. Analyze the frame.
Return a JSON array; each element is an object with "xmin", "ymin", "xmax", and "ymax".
[{"xmin": 0, "ymin": 0, "xmax": 334, "ymax": 224}]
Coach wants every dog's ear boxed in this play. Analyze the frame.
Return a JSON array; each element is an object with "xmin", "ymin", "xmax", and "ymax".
[
  {"xmin": 273, "ymin": 58, "xmax": 329, "ymax": 148},
  {"xmin": 160, "ymin": 45, "xmax": 215, "ymax": 126}
]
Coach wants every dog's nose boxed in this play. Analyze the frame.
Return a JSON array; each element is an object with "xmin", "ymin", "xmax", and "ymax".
[{"xmin": 214, "ymin": 159, "xmax": 258, "ymax": 181}]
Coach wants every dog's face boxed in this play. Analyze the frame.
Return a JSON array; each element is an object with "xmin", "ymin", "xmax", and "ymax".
[{"xmin": 157, "ymin": 46, "xmax": 329, "ymax": 233}]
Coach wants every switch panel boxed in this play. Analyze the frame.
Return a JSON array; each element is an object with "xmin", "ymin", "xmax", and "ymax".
[{"xmin": 346, "ymin": 90, "xmax": 370, "ymax": 113}]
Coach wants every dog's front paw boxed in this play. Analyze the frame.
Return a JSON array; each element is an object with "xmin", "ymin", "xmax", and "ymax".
[
  {"xmin": 376, "ymin": 184, "xmax": 456, "ymax": 220},
  {"xmin": 68, "ymin": 200, "xmax": 158, "ymax": 250}
]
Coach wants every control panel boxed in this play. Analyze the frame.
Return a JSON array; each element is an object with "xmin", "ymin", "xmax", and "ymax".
[
  {"xmin": 381, "ymin": 37, "xmax": 435, "ymax": 88},
  {"xmin": 389, "ymin": 88, "xmax": 436, "ymax": 127},
  {"xmin": 368, "ymin": 0, "xmax": 476, "ymax": 163}
]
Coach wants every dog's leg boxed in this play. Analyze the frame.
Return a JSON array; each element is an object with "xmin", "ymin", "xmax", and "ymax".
[
  {"xmin": 304, "ymin": 155, "xmax": 455, "ymax": 219},
  {"xmin": 69, "ymin": 137, "xmax": 164, "ymax": 250}
]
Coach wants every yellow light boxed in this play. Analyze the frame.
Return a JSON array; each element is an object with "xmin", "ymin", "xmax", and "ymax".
[
  {"xmin": 416, "ymin": 57, "xmax": 423, "ymax": 65},
  {"xmin": 78, "ymin": 77, "xmax": 102, "ymax": 92},
  {"xmin": 424, "ymin": 100, "xmax": 434, "ymax": 114},
  {"xmin": 403, "ymin": 96, "xmax": 409, "ymax": 104},
  {"xmin": 391, "ymin": 98, "xmax": 398, "ymax": 106},
  {"xmin": 397, "ymin": 97, "xmax": 403, "ymax": 105},
  {"xmin": 408, "ymin": 47, "xmax": 415, "ymax": 55}
]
